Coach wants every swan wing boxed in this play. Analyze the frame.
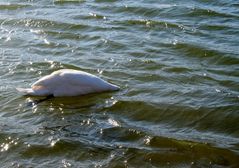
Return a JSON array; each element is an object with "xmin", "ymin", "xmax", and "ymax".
[
  {"xmin": 60, "ymin": 70, "xmax": 119, "ymax": 91},
  {"xmin": 51, "ymin": 70, "xmax": 119, "ymax": 96}
]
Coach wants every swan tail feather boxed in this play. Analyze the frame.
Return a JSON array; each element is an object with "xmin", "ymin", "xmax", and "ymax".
[
  {"xmin": 16, "ymin": 88, "xmax": 35, "ymax": 95},
  {"xmin": 17, "ymin": 86, "xmax": 51, "ymax": 96}
]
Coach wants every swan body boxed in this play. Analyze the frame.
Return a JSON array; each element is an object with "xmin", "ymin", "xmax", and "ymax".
[{"xmin": 17, "ymin": 69, "xmax": 120, "ymax": 97}]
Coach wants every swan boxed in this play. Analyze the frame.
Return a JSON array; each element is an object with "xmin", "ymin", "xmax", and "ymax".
[{"xmin": 17, "ymin": 69, "xmax": 120, "ymax": 97}]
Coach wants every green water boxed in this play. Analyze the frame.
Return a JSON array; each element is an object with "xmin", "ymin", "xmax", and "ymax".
[{"xmin": 0, "ymin": 0, "xmax": 239, "ymax": 167}]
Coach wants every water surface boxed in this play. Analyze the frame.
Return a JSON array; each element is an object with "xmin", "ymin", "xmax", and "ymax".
[{"xmin": 0, "ymin": 0, "xmax": 239, "ymax": 167}]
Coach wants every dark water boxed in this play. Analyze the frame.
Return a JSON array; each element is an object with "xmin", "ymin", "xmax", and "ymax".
[{"xmin": 0, "ymin": 0, "xmax": 239, "ymax": 167}]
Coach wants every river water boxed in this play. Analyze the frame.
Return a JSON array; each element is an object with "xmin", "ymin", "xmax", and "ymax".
[{"xmin": 0, "ymin": 0, "xmax": 239, "ymax": 167}]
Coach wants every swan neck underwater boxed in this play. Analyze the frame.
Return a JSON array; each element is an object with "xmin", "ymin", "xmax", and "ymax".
[
  {"xmin": 26, "ymin": 95, "xmax": 54, "ymax": 107},
  {"xmin": 17, "ymin": 69, "xmax": 120, "ymax": 104}
]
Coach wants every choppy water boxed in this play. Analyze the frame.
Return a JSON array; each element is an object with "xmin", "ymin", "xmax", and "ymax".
[{"xmin": 0, "ymin": 0, "xmax": 239, "ymax": 167}]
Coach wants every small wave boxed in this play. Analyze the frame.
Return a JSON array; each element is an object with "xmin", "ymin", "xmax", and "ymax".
[
  {"xmin": 171, "ymin": 42, "xmax": 239, "ymax": 65},
  {"xmin": 143, "ymin": 136, "xmax": 239, "ymax": 167},
  {"xmin": 163, "ymin": 66, "xmax": 191, "ymax": 73},
  {"xmin": 0, "ymin": 3, "xmax": 31, "ymax": 10},
  {"xmin": 54, "ymin": 0, "xmax": 85, "ymax": 4},
  {"xmin": 109, "ymin": 4, "xmax": 175, "ymax": 17},
  {"xmin": 166, "ymin": 5, "xmax": 239, "ymax": 19},
  {"xmin": 105, "ymin": 100, "xmax": 239, "ymax": 136},
  {"xmin": 0, "ymin": 18, "xmax": 96, "ymax": 32},
  {"xmin": 199, "ymin": 24, "xmax": 238, "ymax": 31},
  {"xmin": 114, "ymin": 19, "xmax": 181, "ymax": 31}
]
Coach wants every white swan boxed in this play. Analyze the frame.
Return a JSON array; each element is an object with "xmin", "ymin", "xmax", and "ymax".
[{"xmin": 17, "ymin": 69, "xmax": 120, "ymax": 97}]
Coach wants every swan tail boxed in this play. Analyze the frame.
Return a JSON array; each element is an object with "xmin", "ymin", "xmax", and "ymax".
[
  {"xmin": 17, "ymin": 86, "xmax": 51, "ymax": 96},
  {"xmin": 16, "ymin": 88, "xmax": 35, "ymax": 95}
]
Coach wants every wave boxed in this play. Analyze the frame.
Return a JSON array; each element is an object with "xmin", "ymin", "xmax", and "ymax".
[
  {"xmin": 105, "ymin": 100, "xmax": 239, "ymax": 136},
  {"xmin": 0, "ymin": 3, "xmax": 31, "ymax": 10},
  {"xmin": 18, "ymin": 123, "xmax": 239, "ymax": 167},
  {"xmin": 54, "ymin": 0, "xmax": 85, "ymax": 4},
  {"xmin": 171, "ymin": 42, "xmax": 239, "ymax": 65}
]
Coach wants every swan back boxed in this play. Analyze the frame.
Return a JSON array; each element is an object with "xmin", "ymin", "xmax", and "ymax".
[{"xmin": 17, "ymin": 69, "xmax": 120, "ymax": 97}]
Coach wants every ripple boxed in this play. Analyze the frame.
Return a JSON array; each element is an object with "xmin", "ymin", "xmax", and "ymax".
[
  {"xmin": 105, "ymin": 100, "xmax": 239, "ymax": 136},
  {"xmin": 106, "ymin": 3, "xmax": 175, "ymax": 17},
  {"xmin": 162, "ymin": 66, "xmax": 191, "ymax": 73},
  {"xmin": 113, "ymin": 19, "xmax": 184, "ymax": 31},
  {"xmin": 0, "ymin": 3, "xmax": 31, "ymax": 10},
  {"xmin": 187, "ymin": 6, "xmax": 239, "ymax": 18},
  {"xmin": 0, "ymin": 18, "xmax": 95, "ymax": 32},
  {"xmin": 171, "ymin": 42, "xmax": 239, "ymax": 65},
  {"xmin": 54, "ymin": 0, "xmax": 85, "ymax": 4}
]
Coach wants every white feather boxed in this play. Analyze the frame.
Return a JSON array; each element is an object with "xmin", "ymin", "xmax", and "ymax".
[{"xmin": 17, "ymin": 69, "xmax": 120, "ymax": 97}]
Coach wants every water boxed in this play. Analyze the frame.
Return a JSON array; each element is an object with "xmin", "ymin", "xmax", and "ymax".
[{"xmin": 0, "ymin": 0, "xmax": 239, "ymax": 167}]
